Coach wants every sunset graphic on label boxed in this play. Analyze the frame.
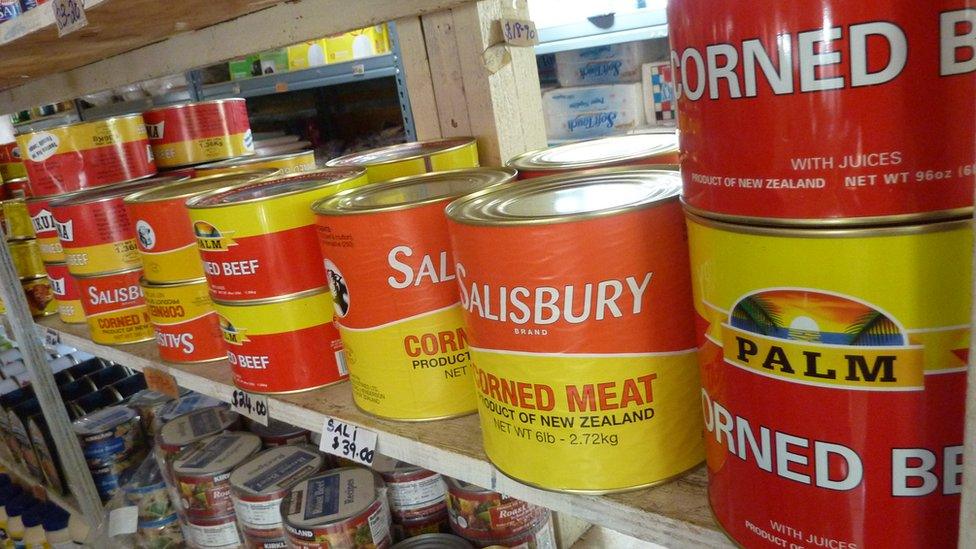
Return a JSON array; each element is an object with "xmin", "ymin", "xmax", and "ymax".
[
  {"xmin": 218, "ymin": 316, "xmax": 249, "ymax": 345},
  {"xmin": 194, "ymin": 221, "xmax": 237, "ymax": 251}
]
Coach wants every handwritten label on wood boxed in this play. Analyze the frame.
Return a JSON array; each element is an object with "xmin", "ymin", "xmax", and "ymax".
[
  {"xmin": 144, "ymin": 367, "xmax": 180, "ymax": 398},
  {"xmin": 500, "ymin": 18, "xmax": 538, "ymax": 47},
  {"xmin": 53, "ymin": 0, "xmax": 88, "ymax": 37}
]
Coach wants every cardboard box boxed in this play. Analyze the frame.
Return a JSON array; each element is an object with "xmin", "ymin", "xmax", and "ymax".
[
  {"xmin": 229, "ymin": 55, "xmax": 261, "ymax": 80},
  {"xmin": 641, "ymin": 62, "xmax": 677, "ymax": 126},
  {"xmin": 287, "ymin": 40, "xmax": 328, "ymax": 71},
  {"xmin": 325, "ymin": 24, "xmax": 391, "ymax": 64},
  {"xmin": 542, "ymin": 83, "xmax": 644, "ymax": 140},
  {"xmin": 258, "ymin": 49, "xmax": 289, "ymax": 75}
]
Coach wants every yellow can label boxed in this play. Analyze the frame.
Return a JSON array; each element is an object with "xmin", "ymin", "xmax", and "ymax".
[
  {"xmin": 17, "ymin": 116, "xmax": 147, "ymax": 156},
  {"xmin": 365, "ymin": 142, "xmax": 480, "ymax": 183},
  {"xmin": 64, "ymin": 240, "xmax": 141, "ymax": 275},
  {"xmin": 87, "ymin": 305, "xmax": 154, "ymax": 345},
  {"xmin": 197, "ymin": 151, "xmax": 316, "ymax": 177},
  {"xmin": 153, "ymin": 132, "xmax": 252, "ymax": 168},
  {"xmin": 213, "ymin": 292, "xmax": 331, "ymax": 337},
  {"xmin": 141, "ymin": 243, "xmax": 206, "ymax": 283},
  {"xmin": 56, "ymin": 299, "xmax": 86, "ymax": 324},
  {"xmin": 0, "ymin": 163, "xmax": 26, "ymax": 180},
  {"xmin": 142, "ymin": 281, "xmax": 214, "ymax": 326},
  {"xmin": 2, "ymin": 199, "xmax": 34, "ymax": 239},
  {"xmin": 37, "ymin": 236, "xmax": 64, "ymax": 263}
]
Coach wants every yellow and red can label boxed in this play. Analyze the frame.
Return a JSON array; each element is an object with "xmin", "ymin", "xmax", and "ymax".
[
  {"xmin": 0, "ymin": 142, "xmax": 26, "ymax": 181},
  {"xmin": 212, "ymin": 290, "xmax": 348, "ymax": 394},
  {"xmin": 446, "ymin": 201, "xmax": 703, "ymax": 492},
  {"xmin": 16, "ymin": 115, "xmax": 157, "ymax": 197},
  {"xmin": 128, "ymin": 196, "xmax": 206, "ymax": 284},
  {"xmin": 3, "ymin": 178, "xmax": 30, "ymax": 199},
  {"xmin": 686, "ymin": 215, "xmax": 970, "ymax": 548},
  {"xmin": 143, "ymin": 100, "xmax": 253, "ymax": 168},
  {"xmin": 316, "ymin": 200, "xmax": 476, "ymax": 420},
  {"xmin": 8, "ymin": 239, "xmax": 45, "ymax": 279},
  {"xmin": 44, "ymin": 262, "xmax": 85, "ymax": 324},
  {"xmin": 142, "ymin": 279, "xmax": 225, "ymax": 363},
  {"xmin": 327, "ymin": 139, "xmax": 479, "ymax": 183},
  {"xmin": 77, "ymin": 269, "xmax": 154, "ymax": 345},
  {"xmin": 52, "ymin": 194, "xmax": 141, "ymax": 276},
  {"xmin": 21, "ymin": 276, "xmax": 57, "ymax": 318},
  {"xmin": 196, "ymin": 151, "xmax": 315, "ymax": 177},
  {"xmin": 26, "ymin": 196, "xmax": 64, "ymax": 262},
  {"xmin": 1, "ymin": 198, "xmax": 34, "ymax": 240}
]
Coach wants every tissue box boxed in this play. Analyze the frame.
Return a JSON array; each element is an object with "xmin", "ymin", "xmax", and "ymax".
[
  {"xmin": 543, "ymin": 83, "xmax": 643, "ymax": 140},
  {"xmin": 229, "ymin": 56, "xmax": 261, "ymax": 80},
  {"xmin": 642, "ymin": 62, "xmax": 677, "ymax": 126},
  {"xmin": 258, "ymin": 49, "xmax": 289, "ymax": 75},
  {"xmin": 287, "ymin": 40, "xmax": 328, "ymax": 71},
  {"xmin": 555, "ymin": 41, "xmax": 653, "ymax": 87},
  {"xmin": 324, "ymin": 24, "xmax": 391, "ymax": 64}
]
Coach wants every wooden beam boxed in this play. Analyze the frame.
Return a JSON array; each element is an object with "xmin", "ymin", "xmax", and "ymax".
[{"xmin": 392, "ymin": 16, "xmax": 442, "ymax": 140}]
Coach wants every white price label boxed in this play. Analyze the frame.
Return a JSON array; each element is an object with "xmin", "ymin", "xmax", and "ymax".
[
  {"xmin": 319, "ymin": 416, "xmax": 377, "ymax": 466},
  {"xmin": 52, "ymin": 0, "xmax": 88, "ymax": 37},
  {"xmin": 108, "ymin": 506, "xmax": 138, "ymax": 536},
  {"xmin": 500, "ymin": 18, "xmax": 539, "ymax": 47},
  {"xmin": 231, "ymin": 388, "xmax": 269, "ymax": 426}
]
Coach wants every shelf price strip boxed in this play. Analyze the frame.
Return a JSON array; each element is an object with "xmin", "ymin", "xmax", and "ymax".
[{"xmin": 319, "ymin": 416, "xmax": 377, "ymax": 466}]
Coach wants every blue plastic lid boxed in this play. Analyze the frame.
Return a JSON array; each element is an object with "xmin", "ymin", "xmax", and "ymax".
[
  {"xmin": 22, "ymin": 502, "xmax": 48, "ymax": 527},
  {"xmin": 5, "ymin": 492, "xmax": 38, "ymax": 517},
  {"xmin": 41, "ymin": 504, "xmax": 69, "ymax": 531},
  {"xmin": 0, "ymin": 484, "xmax": 24, "ymax": 505}
]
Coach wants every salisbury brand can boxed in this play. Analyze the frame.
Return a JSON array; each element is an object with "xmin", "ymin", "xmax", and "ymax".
[
  {"xmin": 212, "ymin": 289, "xmax": 348, "ymax": 394},
  {"xmin": 0, "ymin": 142, "xmax": 26, "ymax": 181},
  {"xmin": 124, "ymin": 170, "xmax": 277, "ymax": 283},
  {"xmin": 142, "ymin": 99, "xmax": 254, "ymax": 168},
  {"xmin": 1, "ymin": 198, "xmax": 34, "ymax": 240},
  {"xmin": 686, "ymin": 214, "xmax": 971, "ymax": 548},
  {"xmin": 186, "ymin": 168, "xmax": 367, "ymax": 300},
  {"xmin": 194, "ymin": 150, "xmax": 316, "ymax": 177},
  {"xmin": 669, "ymin": 0, "xmax": 976, "ymax": 224},
  {"xmin": 313, "ymin": 168, "xmax": 516, "ymax": 420},
  {"xmin": 508, "ymin": 133, "xmax": 679, "ymax": 179},
  {"xmin": 445, "ymin": 168, "xmax": 703, "ymax": 492},
  {"xmin": 20, "ymin": 276, "xmax": 57, "ymax": 318},
  {"xmin": 372, "ymin": 455, "xmax": 447, "ymax": 523},
  {"xmin": 16, "ymin": 115, "xmax": 157, "ymax": 197},
  {"xmin": 444, "ymin": 478, "xmax": 546, "ymax": 543},
  {"xmin": 51, "ymin": 177, "xmax": 182, "ymax": 276},
  {"xmin": 44, "ymin": 262, "xmax": 85, "ymax": 323},
  {"xmin": 326, "ymin": 138, "xmax": 479, "ymax": 183},
  {"xmin": 281, "ymin": 467, "xmax": 393, "ymax": 549},
  {"xmin": 172, "ymin": 431, "xmax": 262, "ymax": 519},
  {"xmin": 141, "ymin": 278, "xmax": 225, "ymax": 363},
  {"xmin": 26, "ymin": 195, "xmax": 67, "ymax": 262},
  {"xmin": 229, "ymin": 444, "xmax": 325, "ymax": 530},
  {"xmin": 248, "ymin": 418, "xmax": 311, "ymax": 448},
  {"xmin": 185, "ymin": 513, "xmax": 243, "ymax": 548},
  {"xmin": 8, "ymin": 240, "xmax": 44, "ymax": 278},
  {"xmin": 76, "ymin": 268, "xmax": 154, "ymax": 345}
]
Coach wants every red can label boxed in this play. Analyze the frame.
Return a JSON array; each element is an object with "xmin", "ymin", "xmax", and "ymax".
[
  {"xmin": 142, "ymin": 280, "xmax": 225, "ymax": 363},
  {"xmin": 77, "ymin": 270, "xmax": 154, "ymax": 345},
  {"xmin": 26, "ymin": 197, "xmax": 56, "ymax": 238},
  {"xmin": 53, "ymin": 195, "xmax": 141, "ymax": 275},
  {"xmin": 445, "ymin": 484, "xmax": 545, "ymax": 541},
  {"xmin": 143, "ymin": 100, "xmax": 253, "ymax": 168},
  {"xmin": 669, "ymin": 1, "xmax": 976, "ymax": 222}
]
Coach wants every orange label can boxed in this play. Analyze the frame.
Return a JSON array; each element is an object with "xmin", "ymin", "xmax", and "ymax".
[
  {"xmin": 142, "ymin": 278, "xmax": 225, "ymax": 363},
  {"xmin": 44, "ymin": 262, "xmax": 85, "ymax": 324},
  {"xmin": 143, "ymin": 99, "xmax": 253, "ymax": 168},
  {"xmin": 77, "ymin": 268, "xmax": 154, "ymax": 345},
  {"xmin": 194, "ymin": 151, "xmax": 315, "ymax": 177}
]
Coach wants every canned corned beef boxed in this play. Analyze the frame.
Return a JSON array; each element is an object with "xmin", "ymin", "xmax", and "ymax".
[
  {"xmin": 20, "ymin": 276, "xmax": 57, "ymax": 318},
  {"xmin": 0, "ymin": 142, "xmax": 26, "ymax": 181},
  {"xmin": 247, "ymin": 418, "xmax": 311, "ymax": 448},
  {"xmin": 173, "ymin": 431, "xmax": 262, "ymax": 519},
  {"xmin": 508, "ymin": 133, "xmax": 679, "ymax": 179},
  {"xmin": 76, "ymin": 268, "xmax": 154, "ymax": 345},
  {"xmin": 326, "ymin": 138, "xmax": 479, "ymax": 183},
  {"xmin": 142, "ymin": 278, "xmax": 225, "ymax": 363},
  {"xmin": 8, "ymin": 240, "xmax": 44, "ymax": 279},
  {"xmin": 142, "ymin": 99, "xmax": 253, "ymax": 168},
  {"xmin": 444, "ymin": 478, "xmax": 545, "ymax": 542},
  {"xmin": 229, "ymin": 444, "xmax": 324, "ymax": 529},
  {"xmin": 26, "ymin": 195, "xmax": 66, "ymax": 262},
  {"xmin": 4, "ymin": 177, "xmax": 29, "ymax": 198},
  {"xmin": 194, "ymin": 150, "xmax": 315, "ymax": 177},
  {"xmin": 43, "ymin": 262, "xmax": 85, "ymax": 323}
]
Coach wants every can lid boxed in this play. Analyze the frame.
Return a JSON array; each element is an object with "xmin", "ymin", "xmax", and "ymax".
[
  {"xmin": 446, "ymin": 167, "xmax": 681, "ymax": 226},
  {"xmin": 4, "ymin": 177, "xmax": 28, "ymax": 184},
  {"xmin": 443, "ymin": 476, "xmax": 493, "ymax": 495},
  {"xmin": 312, "ymin": 168, "xmax": 517, "ymax": 215},
  {"xmin": 371, "ymin": 454, "xmax": 427, "ymax": 479},
  {"xmin": 71, "ymin": 404, "xmax": 136, "ymax": 435},
  {"xmin": 173, "ymin": 431, "xmax": 262, "ymax": 475},
  {"xmin": 194, "ymin": 151, "xmax": 313, "ymax": 171},
  {"xmin": 283, "ymin": 468, "xmax": 380, "ymax": 528},
  {"xmin": 158, "ymin": 406, "xmax": 238, "ymax": 450},
  {"xmin": 72, "ymin": 266, "xmax": 144, "ymax": 280},
  {"xmin": 247, "ymin": 418, "xmax": 308, "ymax": 439},
  {"xmin": 49, "ymin": 175, "xmax": 185, "ymax": 207},
  {"xmin": 139, "ymin": 276, "xmax": 208, "ymax": 289},
  {"xmin": 229, "ymin": 444, "xmax": 324, "ymax": 496},
  {"xmin": 123, "ymin": 171, "xmax": 277, "ymax": 203},
  {"xmin": 507, "ymin": 133, "xmax": 678, "ymax": 172},
  {"xmin": 391, "ymin": 533, "xmax": 474, "ymax": 549},
  {"xmin": 143, "ymin": 97, "xmax": 246, "ymax": 115},
  {"xmin": 326, "ymin": 138, "xmax": 476, "ymax": 168},
  {"xmin": 17, "ymin": 113, "xmax": 146, "ymax": 136},
  {"xmin": 186, "ymin": 167, "xmax": 364, "ymax": 209}
]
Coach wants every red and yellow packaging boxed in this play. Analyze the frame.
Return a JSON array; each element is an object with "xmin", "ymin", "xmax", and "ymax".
[
  {"xmin": 326, "ymin": 138, "xmax": 479, "ymax": 183},
  {"xmin": 76, "ymin": 268, "xmax": 154, "ymax": 345},
  {"xmin": 4, "ymin": 178, "xmax": 30, "ymax": 199},
  {"xmin": 143, "ymin": 99, "xmax": 253, "ymax": 168},
  {"xmin": 212, "ymin": 289, "xmax": 347, "ymax": 394},
  {"xmin": 8, "ymin": 239, "xmax": 45, "ymax": 279},
  {"xmin": 669, "ymin": 0, "xmax": 976, "ymax": 224},
  {"xmin": 16, "ymin": 115, "xmax": 157, "ymax": 197},
  {"xmin": 312, "ymin": 168, "xmax": 515, "ymax": 420},
  {"xmin": 20, "ymin": 276, "xmax": 57, "ymax": 318},
  {"xmin": 194, "ymin": 150, "xmax": 316, "ymax": 177},
  {"xmin": 123, "ymin": 170, "xmax": 277, "ymax": 284},
  {"xmin": 26, "ymin": 195, "xmax": 66, "ymax": 262},
  {"xmin": 44, "ymin": 262, "xmax": 85, "ymax": 324},
  {"xmin": 142, "ymin": 278, "xmax": 225, "ymax": 363},
  {"xmin": 0, "ymin": 142, "xmax": 26, "ymax": 181},
  {"xmin": 686, "ymin": 214, "xmax": 971, "ymax": 548},
  {"xmin": 1, "ymin": 198, "xmax": 34, "ymax": 240},
  {"xmin": 445, "ymin": 168, "xmax": 703, "ymax": 492},
  {"xmin": 508, "ymin": 134, "xmax": 679, "ymax": 179},
  {"xmin": 186, "ymin": 168, "xmax": 367, "ymax": 301},
  {"xmin": 444, "ymin": 478, "xmax": 545, "ymax": 542}
]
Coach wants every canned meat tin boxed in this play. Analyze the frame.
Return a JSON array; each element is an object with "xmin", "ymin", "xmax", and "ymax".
[
  {"xmin": 212, "ymin": 289, "xmax": 348, "ymax": 394},
  {"xmin": 444, "ymin": 478, "xmax": 544, "ymax": 542},
  {"xmin": 186, "ymin": 168, "xmax": 367, "ymax": 301},
  {"xmin": 8, "ymin": 240, "xmax": 44, "ymax": 278},
  {"xmin": 0, "ymin": 142, "xmax": 26, "ymax": 181},
  {"xmin": 326, "ymin": 138, "xmax": 479, "ymax": 183},
  {"xmin": 124, "ymin": 170, "xmax": 277, "ymax": 283},
  {"xmin": 26, "ymin": 195, "xmax": 68, "ymax": 262},
  {"xmin": 16, "ymin": 114, "xmax": 157, "ymax": 197},
  {"xmin": 20, "ymin": 276, "xmax": 57, "ymax": 318},
  {"xmin": 142, "ymin": 99, "xmax": 254, "ymax": 168},
  {"xmin": 391, "ymin": 533, "xmax": 472, "ymax": 548},
  {"xmin": 669, "ymin": 0, "xmax": 976, "ymax": 225},
  {"xmin": 445, "ymin": 168, "xmax": 703, "ymax": 492},
  {"xmin": 51, "ymin": 176, "xmax": 183, "ymax": 276},
  {"xmin": 4, "ymin": 177, "xmax": 29, "ymax": 198},
  {"xmin": 142, "ymin": 278, "xmax": 225, "ymax": 363},
  {"xmin": 372, "ymin": 455, "xmax": 447, "ymax": 522},
  {"xmin": 194, "ymin": 150, "xmax": 316, "ymax": 177},
  {"xmin": 508, "ymin": 134, "xmax": 679, "ymax": 179},
  {"xmin": 2, "ymin": 198, "xmax": 34, "ymax": 240},
  {"xmin": 248, "ymin": 418, "xmax": 311, "ymax": 448},
  {"xmin": 229, "ymin": 444, "xmax": 324, "ymax": 530},
  {"xmin": 44, "ymin": 262, "xmax": 85, "ymax": 323},
  {"xmin": 185, "ymin": 513, "xmax": 243, "ymax": 548},
  {"xmin": 76, "ymin": 268, "xmax": 154, "ymax": 345},
  {"xmin": 685, "ymin": 214, "xmax": 972, "ymax": 548},
  {"xmin": 281, "ymin": 467, "xmax": 393, "ymax": 549},
  {"xmin": 172, "ymin": 431, "xmax": 262, "ymax": 519},
  {"xmin": 313, "ymin": 168, "xmax": 517, "ymax": 420}
]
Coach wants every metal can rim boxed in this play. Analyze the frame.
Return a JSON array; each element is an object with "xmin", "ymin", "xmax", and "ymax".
[
  {"xmin": 507, "ymin": 134, "xmax": 679, "ymax": 171},
  {"xmin": 325, "ymin": 137, "xmax": 476, "ymax": 168},
  {"xmin": 194, "ymin": 150, "xmax": 313, "ymax": 171},
  {"xmin": 142, "ymin": 97, "xmax": 247, "ymax": 116},
  {"xmin": 124, "ymin": 170, "xmax": 277, "ymax": 204},
  {"xmin": 49, "ymin": 175, "xmax": 182, "ymax": 207},
  {"xmin": 72, "ymin": 266, "xmax": 144, "ymax": 279},
  {"xmin": 186, "ymin": 168, "xmax": 364, "ymax": 209},
  {"xmin": 17, "ymin": 113, "xmax": 146, "ymax": 137}
]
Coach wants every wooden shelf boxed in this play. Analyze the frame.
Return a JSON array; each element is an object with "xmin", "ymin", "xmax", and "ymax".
[{"xmin": 36, "ymin": 316, "xmax": 730, "ymax": 548}]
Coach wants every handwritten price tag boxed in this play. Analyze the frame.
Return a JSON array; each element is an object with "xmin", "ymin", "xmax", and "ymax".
[
  {"xmin": 143, "ymin": 367, "xmax": 180, "ymax": 398},
  {"xmin": 231, "ymin": 388, "xmax": 269, "ymax": 426},
  {"xmin": 52, "ymin": 0, "xmax": 88, "ymax": 37},
  {"xmin": 34, "ymin": 326, "xmax": 60, "ymax": 347},
  {"xmin": 500, "ymin": 18, "xmax": 538, "ymax": 47},
  {"xmin": 319, "ymin": 417, "xmax": 377, "ymax": 466}
]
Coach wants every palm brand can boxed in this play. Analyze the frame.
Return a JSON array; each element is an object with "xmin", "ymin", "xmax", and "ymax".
[
  {"xmin": 26, "ymin": 195, "xmax": 67, "ymax": 262},
  {"xmin": 0, "ymin": 142, "xmax": 26, "ymax": 181},
  {"xmin": 20, "ymin": 276, "xmax": 57, "ymax": 318},
  {"xmin": 281, "ymin": 467, "xmax": 393, "ymax": 549},
  {"xmin": 212, "ymin": 288, "xmax": 348, "ymax": 394},
  {"xmin": 8, "ymin": 240, "xmax": 44, "ymax": 278},
  {"xmin": 142, "ymin": 278, "xmax": 225, "ymax": 363},
  {"xmin": 313, "ymin": 168, "xmax": 516, "ymax": 420},
  {"xmin": 229, "ymin": 444, "xmax": 324, "ymax": 530},
  {"xmin": 16, "ymin": 114, "xmax": 157, "ymax": 197},
  {"xmin": 186, "ymin": 167, "xmax": 367, "ymax": 301},
  {"xmin": 444, "ymin": 478, "xmax": 545, "ymax": 542},
  {"xmin": 445, "ymin": 168, "xmax": 703, "ymax": 492},
  {"xmin": 247, "ymin": 419, "xmax": 310, "ymax": 448},
  {"xmin": 172, "ymin": 431, "xmax": 262, "ymax": 519},
  {"xmin": 185, "ymin": 513, "xmax": 243, "ymax": 548},
  {"xmin": 686, "ymin": 213, "xmax": 971, "ymax": 548},
  {"xmin": 194, "ymin": 150, "xmax": 316, "ymax": 177},
  {"xmin": 76, "ymin": 268, "xmax": 154, "ymax": 345},
  {"xmin": 326, "ymin": 138, "xmax": 479, "ymax": 183},
  {"xmin": 669, "ymin": 0, "xmax": 976, "ymax": 225},
  {"xmin": 372, "ymin": 455, "xmax": 447, "ymax": 523},
  {"xmin": 44, "ymin": 262, "xmax": 85, "ymax": 323},
  {"xmin": 1, "ymin": 198, "xmax": 34, "ymax": 240},
  {"xmin": 51, "ymin": 176, "xmax": 182, "ymax": 276},
  {"xmin": 142, "ymin": 99, "xmax": 253, "ymax": 168},
  {"xmin": 124, "ymin": 170, "xmax": 277, "ymax": 283},
  {"xmin": 508, "ymin": 133, "xmax": 679, "ymax": 179}
]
